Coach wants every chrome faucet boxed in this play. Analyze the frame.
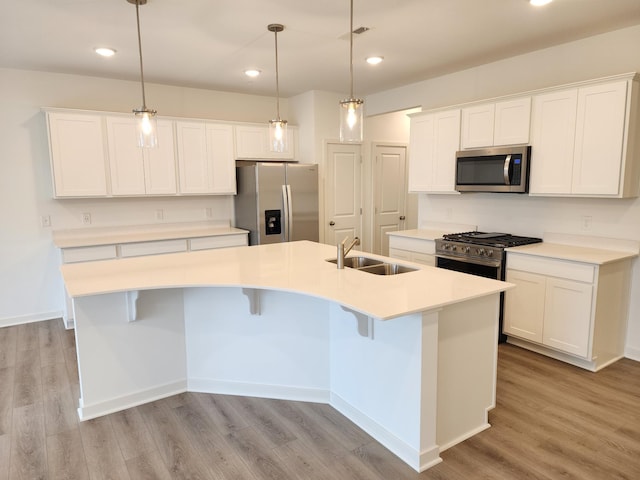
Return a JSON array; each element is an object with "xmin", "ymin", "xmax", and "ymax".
[{"xmin": 337, "ymin": 236, "xmax": 360, "ymax": 269}]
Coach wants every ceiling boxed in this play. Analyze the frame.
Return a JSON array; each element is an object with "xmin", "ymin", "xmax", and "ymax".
[{"xmin": 2, "ymin": 0, "xmax": 640, "ymax": 98}]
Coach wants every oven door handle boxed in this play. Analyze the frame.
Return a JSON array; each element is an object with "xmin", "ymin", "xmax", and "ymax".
[
  {"xmin": 503, "ymin": 155, "xmax": 512, "ymax": 185},
  {"xmin": 436, "ymin": 254, "xmax": 501, "ymax": 269}
]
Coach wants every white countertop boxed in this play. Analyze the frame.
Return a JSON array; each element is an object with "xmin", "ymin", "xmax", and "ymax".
[
  {"xmin": 60, "ymin": 240, "xmax": 512, "ymax": 320},
  {"xmin": 507, "ymin": 242, "xmax": 638, "ymax": 265},
  {"xmin": 53, "ymin": 222, "xmax": 248, "ymax": 248}
]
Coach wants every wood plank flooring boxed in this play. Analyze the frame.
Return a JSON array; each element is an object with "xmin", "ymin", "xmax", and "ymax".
[{"xmin": 1, "ymin": 318, "xmax": 639, "ymax": 479}]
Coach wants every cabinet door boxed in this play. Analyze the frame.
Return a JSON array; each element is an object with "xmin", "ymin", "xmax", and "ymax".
[
  {"xmin": 206, "ymin": 123, "xmax": 236, "ymax": 194},
  {"xmin": 543, "ymin": 278, "xmax": 593, "ymax": 357},
  {"xmin": 461, "ymin": 104, "xmax": 494, "ymax": 149},
  {"xmin": 504, "ymin": 269, "xmax": 545, "ymax": 343},
  {"xmin": 493, "ymin": 97, "xmax": 531, "ymax": 146},
  {"xmin": 47, "ymin": 112, "xmax": 108, "ymax": 197},
  {"xmin": 572, "ymin": 81, "xmax": 627, "ymax": 196},
  {"xmin": 529, "ymin": 89, "xmax": 578, "ymax": 195},
  {"xmin": 144, "ymin": 120, "xmax": 177, "ymax": 195},
  {"xmin": 106, "ymin": 116, "xmax": 146, "ymax": 195},
  {"xmin": 176, "ymin": 121, "xmax": 212, "ymax": 194},
  {"xmin": 408, "ymin": 114, "xmax": 435, "ymax": 192},
  {"xmin": 408, "ymin": 110, "xmax": 461, "ymax": 193},
  {"xmin": 234, "ymin": 125, "xmax": 296, "ymax": 160}
]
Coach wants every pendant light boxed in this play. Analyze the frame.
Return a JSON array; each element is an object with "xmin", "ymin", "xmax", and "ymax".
[
  {"xmin": 339, "ymin": 0, "xmax": 364, "ymax": 143},
  {"xmin": 268, "ymin": 24, "xmax": 288, "ymax": 153},
  {"xmin": 127, "ymin": 0, "xmax": 157, "ymax": 148}
]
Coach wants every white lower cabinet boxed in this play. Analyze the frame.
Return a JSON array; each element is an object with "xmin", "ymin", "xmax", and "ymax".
[
  {"xmin": 387, "ymin": 234, "xmax": 436, "ymax": 266},
  {"xmin": 504, "ymin": 251, "xmax": 631, "ymax": 370}
]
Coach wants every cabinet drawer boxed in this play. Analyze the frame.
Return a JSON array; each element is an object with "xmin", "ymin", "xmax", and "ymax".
[
  {"xmin": 120, "ymin": 239, "xmax": 187, "ymax": 257},
  {"xmin": 189, "ymin": 234, "xmax": 248, "ymax": 251},
  {"xmin": 412, "ymin": 252, "xmax": 436, "ymax": 266},
  {"xmin": 62, "ymin": 245, "xmax": 118, "ymax": 263},
  {"xmin": 388, "ymin": 236, "xmax": 435, "ymax": 254},
  {"xmin": 507, "ymin": 254, "xmax": 595, "ymax": 283}
]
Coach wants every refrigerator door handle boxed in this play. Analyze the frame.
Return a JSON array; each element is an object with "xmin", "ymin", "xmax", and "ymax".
[{"xmin": 282, "ymin": 184, "xmax": 293, "ymax": 242}]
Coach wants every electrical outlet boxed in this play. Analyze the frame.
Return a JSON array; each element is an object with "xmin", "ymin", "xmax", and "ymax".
[
  {"xmin": 155, "ymin": 209, "xmax": 164, "ymax": 221},
  {"xmin": 40, "ymin": 215, "xmax": 51, "ymax": 228},
  {"xmin": 82, "ymin": 212, "xmax": 91, "ymax": 225},
  {"xmin": 205, "ymin": 207, "xmax": 213, "ymax": 219},
  {"xmin": 581, "ymin": 215, "xmax": 592, "ymax": 230}
]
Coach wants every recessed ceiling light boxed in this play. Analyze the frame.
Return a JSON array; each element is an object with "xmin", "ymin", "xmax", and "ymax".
[
  {"xmin": 366, "ymin": 56, "xmax": 384, "ymax": 65},
  {"xmin": 530, "ymin": 0, "xmax": 552, "ymax": 6},
  {"xmin": 245, "ymin": 69, "xmax": 261, "ymax": 78},
  {"xmin": 94, "ymin": 47, "xmax": 116, "ymax": 57}
]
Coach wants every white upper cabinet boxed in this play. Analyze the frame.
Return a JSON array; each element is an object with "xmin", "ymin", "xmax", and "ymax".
[
  {"xmin": 106, "ymin": 117, "xmax": 177, "ymax": 196},
  {"xmin": 234, "ymin": 124, "xmax": 297, "ymax": 160},
  {"xmin": 530, "ymin": 76, "xmax": 639, "ymax": 198},
  {"xmin": 47, "ymin": 112, "xmax": 108, "ymax": 197},
  {"xmin": 408, "ymin": 109, "xmax": 461, "ymax": 193},
  {"xmin": 529, "ymin": 89, "xmax": 578, "ymax": 194},
  {"xmin": 572, "ymin": 81, "xmax": 628, "ymax": 195},
  {"xmin": 176, "ymin": 121, "xmax": 236, "ymax": 195},
  {"xmin": 461, "ymin": 104, "xmax": 494, "ymax": 149},
  {"xmin": 461, "ymin": 97, "xmax": 531, "ymax": 149},
  {"xmin": 494, "ymin": 97, "xmax": 532, "ymax": 146}
]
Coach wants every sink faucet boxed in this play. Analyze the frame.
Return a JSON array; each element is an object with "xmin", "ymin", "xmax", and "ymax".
[{"xmin": 337, "ymin": 236, "xmax": 360, "ymax": 269}]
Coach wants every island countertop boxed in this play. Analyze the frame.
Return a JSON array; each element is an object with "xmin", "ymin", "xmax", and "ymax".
[{"xmin": 61, "ymin": 240, "xmax": 511, "ymax": 320}]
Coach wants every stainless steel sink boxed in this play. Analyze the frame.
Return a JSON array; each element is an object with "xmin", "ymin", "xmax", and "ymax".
[
  {"xmin": 356, "ymin": 263, "xmax": 418, "ymax": 275},
  {"xmin": 326, "ymin": 256, "xmax": 383, "ymax": 269},
  {"xmin": 326, "ymin": 256, "xmax": 418, "ymax": 275}
]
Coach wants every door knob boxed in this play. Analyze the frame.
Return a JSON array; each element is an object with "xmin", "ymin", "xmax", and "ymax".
[
  {"xmin": 329, "ymin": 221, "xmax": 335, "ymax": 226},
  {"xmin": 399, "ymin": 216, "xmax": 406, "ymax": 220}
]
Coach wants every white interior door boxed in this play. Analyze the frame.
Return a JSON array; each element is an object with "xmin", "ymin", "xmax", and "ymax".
[
  {"xmin": 325, "ymin": 143, "xmax": 362, "ymax": 247},
  {"xmin": 373, "ymin": 145, "xmax": 407, "ymax": 255}
]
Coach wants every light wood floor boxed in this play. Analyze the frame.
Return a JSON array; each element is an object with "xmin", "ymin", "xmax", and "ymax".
[{"xmin": 1, "ymin": 318, "xmax": 639, "ymax": 479}]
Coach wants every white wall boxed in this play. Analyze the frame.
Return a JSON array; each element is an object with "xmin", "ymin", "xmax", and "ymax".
[
  {"xmin": 365, "ymin": 25, "xmax": 640, "ymax": 360},
  {"xmin": 0, "ymin": 68, "xmax": 286, "ymax": 326}
]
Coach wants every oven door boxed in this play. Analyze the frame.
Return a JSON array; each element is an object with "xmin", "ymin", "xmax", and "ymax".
[
  {"xmin": 436, "ymin": 254, "xmax": 507, "ymax": 342},
  {"xmin": 436, "ymin": 255, "xmax": 501, "ymax": 279}
]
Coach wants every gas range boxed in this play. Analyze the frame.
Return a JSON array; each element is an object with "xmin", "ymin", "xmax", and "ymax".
[{"xmin": 435, "ymin": 231, "xmax": 542, "ymax": 267}]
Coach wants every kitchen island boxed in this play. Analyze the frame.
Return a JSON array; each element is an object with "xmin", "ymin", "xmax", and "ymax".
[{"xmin": 61, "ymin": 240, "xmax": 512, "ymax": 472}]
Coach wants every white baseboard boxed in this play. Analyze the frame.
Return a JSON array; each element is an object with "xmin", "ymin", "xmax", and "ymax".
[
  {"xmin": 188, "ymin": 377, "xmax": 330, "ymax": 404},
  {"xmin": 330, "ymin": 392, "xmax": 441, "ymax": 473},
  {"xmin": 0, "ymin": 311, "xmax": 63, "ymax": 329},
  {"xmin": 77, "ymin": 380, "xmax": 188, "ymax": 421},
  {"xmin": 625, "ymin": 346, "xmax": 640, "ymax": 362}
]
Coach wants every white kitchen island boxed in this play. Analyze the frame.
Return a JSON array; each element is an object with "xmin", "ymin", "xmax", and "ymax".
[{"xmin": 61, "ymin": 240, "xmax": 512, "ymax": 472}]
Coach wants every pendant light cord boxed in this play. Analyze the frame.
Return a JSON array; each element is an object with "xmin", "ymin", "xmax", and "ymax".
[
  {"xmin": 274, "ymin": 29, "xmax": 281, "ymax": 120},
  {"xmin": 349, "ymin": 0, "xmax": 354, "ymax": 99},
  {"xmin": 135, "ymin": 0, "xmax": 147, "ymax": 110}
]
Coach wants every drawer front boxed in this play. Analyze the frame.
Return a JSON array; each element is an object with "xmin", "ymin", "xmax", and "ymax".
[
  {"xmin": 120, "ymin": 239, "xmax": 187, "ymax": 257},
  {"xmin": 507, "ymin": 253, "xmax": 595, "ymax": 283},
  {"xmin": 189, "ymin": 234, "xmax": 248, "ymax": 251},
  {"xmin": 411, "ymin": 252, "xmax": 436, "ymax": 266},
  {"xmin": 62, "ymin": 245, "xmax": 117, "ymax": 263},
  {"xmin": 388, "ymin": 236, "xmax": 435, "ymax": 255}
]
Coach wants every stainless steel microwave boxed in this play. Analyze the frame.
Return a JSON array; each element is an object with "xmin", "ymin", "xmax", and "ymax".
[{"xmin": 455, "ymin": 145, "xmax": 531, "ymax": 193}]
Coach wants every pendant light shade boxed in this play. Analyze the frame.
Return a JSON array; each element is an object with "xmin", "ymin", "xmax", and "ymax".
[
  {"xmin": 268, "ymin": 24, "xmax": 288, "ymax": 153},
  {"xmin": 128, "ymin": 0, "xmax": 157, "ymax": 148},
  {"xmin": 339, "ymin": 0, "xmax": 364, "ymax": 143}
]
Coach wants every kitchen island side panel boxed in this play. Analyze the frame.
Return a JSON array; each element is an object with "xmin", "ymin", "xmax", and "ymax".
[
  {"xmin": 184, "ymin": 287, "xmax": 331, "ymax": 401},
  {"xmin": 73, "ymin": 289, "xmax": 187, "ymax": 420}
]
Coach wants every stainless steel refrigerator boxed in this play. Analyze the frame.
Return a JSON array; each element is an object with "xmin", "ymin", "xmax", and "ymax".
[{"xmin": 234, "ymin": 161, "xmax": 319, "ymax": 245}]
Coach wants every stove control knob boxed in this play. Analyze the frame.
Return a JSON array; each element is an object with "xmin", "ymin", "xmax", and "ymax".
[
  {"xmin": 451, "ymin": 245, "xmax": 457, "ymax": 252},
  {"xmin": 478, "ymin": 248, "xmax": 485, "ymax": 256},
  {"xmin": 462, "ymin": 246, "xmax": 470, "ymax": 254},
  {"xmin": 443, "ymin": 244, "xmax": 449, "ymax": 251},
  {"xmin": 487, "ymin": 249, "xmax": 493, "ymax": 257}
]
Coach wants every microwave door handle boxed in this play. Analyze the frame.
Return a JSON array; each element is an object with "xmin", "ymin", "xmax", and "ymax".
[{"xmin": 503, "ymin": 155, "xmax": 512, "ymax": 185}]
